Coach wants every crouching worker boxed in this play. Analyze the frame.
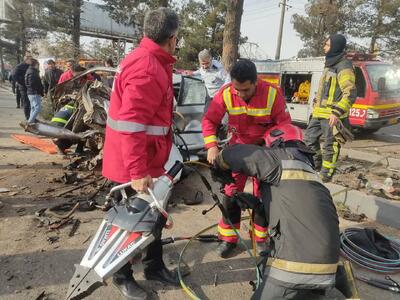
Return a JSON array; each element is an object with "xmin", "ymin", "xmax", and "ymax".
[
  {"xmin": 51, "ymin": 103, "xmax": 84, "ymax": 155},
  {"xmin": 212, "ymin": 123, "xmax": 340, "ymax": 300}
]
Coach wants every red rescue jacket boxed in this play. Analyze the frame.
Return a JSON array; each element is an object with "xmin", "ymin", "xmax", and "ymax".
[
  {"xmin": 102, "ymin": 37, "xmax": 176, "ymax": 183},
  {"xmin": 58, "ymin": 70, "xmax": 74, "ymax": 84},
  {"xmin": 202, "ymin": 80, "xmax": 291, "ymax": 148}
]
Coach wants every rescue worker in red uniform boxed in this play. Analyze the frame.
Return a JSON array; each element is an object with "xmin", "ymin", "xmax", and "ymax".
[
  {"xmin": 212, "ymin": 124, "xmax": 340, "ymax": 300},
  {"xmin": 102, "ymin": 8, "xmax": 179, "ymax": 300},
  {"xmin": 202, "ymin": 59, "xmax": 291, "ymax": 257}
]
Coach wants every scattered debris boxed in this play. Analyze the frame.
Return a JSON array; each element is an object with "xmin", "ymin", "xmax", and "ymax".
[
  {"xmin": 55, "ymin": 178, "xmax": 103, "ymax": 197},
  {"xmin": 82, "ymin": 235, "xmax": 92, "ymax": 244},
  {"xmin": 335, "ymin": 202, "xmax": 367, "ymax": 222},
  {"xmin": 213, "ymin": 273, "xmax": 218, "ymax": 287},
  {"xmin": 381, "ymin": 188, "xmax": 400, "ymax": 200},
  {"xmin": 184, "ymin": 190, "xmax": 204, "ymax": 205},
  {"xmin": 47, "ymin": 236, "xmax": 59, "ymax": 244},
  {"xmin": 34, "ymin": 291, "xmax": 47, "ymax": 300},
  {"xmin": 49, "ymin": 217, "xmax": 73, "ymax": 230},
  {"xmin": 68, "ymin": 219, "xmax": 81, "ymax": 237},
  {"xmin": 61, "ymin": 172, "xmax": 83, "ymax": 184},
  {"xmin": 337, "ymin": 164, "xmax": 357, "ymax": 174}
]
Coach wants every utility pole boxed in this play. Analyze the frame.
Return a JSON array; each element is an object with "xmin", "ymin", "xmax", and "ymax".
[{"xmin": 275, "ymin": 0, "xmax": 290, "ymax": 60}]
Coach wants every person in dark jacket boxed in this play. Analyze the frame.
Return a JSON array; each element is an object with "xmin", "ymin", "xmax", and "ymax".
[
  {"xmin": 13, "ymin": 55, "xmax": 32, "ymax": 119},
  {"xmin": 50, "ymin": 103, "xmax": 84, "ymax": 155},
  {"xmin": 212, "ymin": 123, "xmax": 340, "ymax": 300},
  {"xmin": 25, "ymin": 59, "xmax": 44, "ymax": 123},
  {"xmin": 9, "ymin": 72, "xmax": 21, "ymax": 108},
  {"xmin": 43, "ymin": 59, "xmax": 63, "ymax": 95},
  {"xmin": 104, "ymin": 58, "xmax": 115, "ymax": 88}
]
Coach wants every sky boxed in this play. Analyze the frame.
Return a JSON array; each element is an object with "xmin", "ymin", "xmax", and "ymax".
[{"xmin": 240, "ymin": 0, "xmax": 308, "ymax": 59}]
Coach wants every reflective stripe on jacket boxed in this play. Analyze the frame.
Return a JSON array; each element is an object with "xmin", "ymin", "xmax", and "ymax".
[
  {"xmin": 217, "ymin": 144, "xmax": 340, "ymax": 289},
  {"xmin": 202, "ymin": 80, "xmax": 291, "ymax": 148},
  {"xmin": 102, "ymin": 37, "xmax": 176, "ymax": 183},
  {"xmin": 51, "ymin": 104, "xmax": 75, "ymax": 126},
  {"xmin": 313, "ymin": 58, "xmax": 356, "ymax": 119}
]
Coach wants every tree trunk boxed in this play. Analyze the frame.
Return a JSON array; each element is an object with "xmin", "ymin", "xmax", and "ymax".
[
  {"xmin": 370, "ymin": 0, "xmax": 383, "ymax": 54},
  {"xmin": 222, "ymin": 0, "xmax": 244, "ymax": 72},
  {"xmin": 0, "ymin": 47, "xmax": 5, "ymax": 82},
  {"xmin": 72, "ymin": 0, "xmax": 81, "ymax": 60},
  {"xmin": 17, "ymin": 9, "xmax": 27, "ymax": 56}
]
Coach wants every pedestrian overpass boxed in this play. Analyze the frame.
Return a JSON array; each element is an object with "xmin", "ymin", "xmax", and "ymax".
[{"xmin": 0, "ymin": 0, "xmax": 137, "ymax": 41}]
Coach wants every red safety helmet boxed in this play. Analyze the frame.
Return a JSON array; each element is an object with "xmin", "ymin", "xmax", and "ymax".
[{"xmin": 264, "ymin": 123, "xmax": 303, "ymax": 147}]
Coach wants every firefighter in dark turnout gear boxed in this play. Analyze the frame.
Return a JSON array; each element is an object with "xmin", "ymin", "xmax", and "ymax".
[
  {"xmin": 304, "ymin": 34, "xmax": 356, "ymax": 182},
  {"xmin": 212, "ymin": 123, "xmax": 340, "ymax": 300},
  {"xmin": 50, "ymin": 103, "xmax": 83, "ymax": 154}
]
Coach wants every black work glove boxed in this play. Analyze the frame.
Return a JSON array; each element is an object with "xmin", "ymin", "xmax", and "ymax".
[
  {"xmin": 210, "ymin": 165, "xmax": 235, "ymax": 185},
  {"xmin": 233, "ymin": 192, "xmax": 264, "ymax": 213}
]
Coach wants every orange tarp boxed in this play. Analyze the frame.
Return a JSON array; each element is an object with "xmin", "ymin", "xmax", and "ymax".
[{"xmin": 11, "ymin": 134, "xmax": 58, "ymax": 154}]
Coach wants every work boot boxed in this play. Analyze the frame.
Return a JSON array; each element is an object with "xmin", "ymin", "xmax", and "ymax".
[
  {"xmin": 320, "ymin": 174, "xmax": 332, "ymax": 183},
  {"xmin": 216, "ymin": 241, "xmax": 236, "ymax": 258},
  {"xmin": 113, "ymin": 264, "xmax": 148, "ymax": 300},
  {"xmin": 144, "ymin": 265, "xmax": 179, "ymax": 286}
]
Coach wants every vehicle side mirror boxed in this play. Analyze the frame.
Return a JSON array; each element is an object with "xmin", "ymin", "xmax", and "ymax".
[{"xmin": 377, "ymin": 77, "xmax": 386, "ymax": 93}]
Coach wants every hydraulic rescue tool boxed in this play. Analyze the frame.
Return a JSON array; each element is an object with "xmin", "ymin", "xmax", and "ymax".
[{"xmin": 65, "ymin": 160, "xmax": 184, "ymax": 300}]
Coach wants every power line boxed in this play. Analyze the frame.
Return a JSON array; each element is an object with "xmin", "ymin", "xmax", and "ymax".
[
  {"xmin": 243, "ymin": 7, "xmax": 280, "ymax": 17},
  {"xmin": 241, "ymin": 11, "xmax": 282, "ymax": 23},
  {"xmin": 242, "ymin": 9, "xmax": 281, "ymax": 19}
]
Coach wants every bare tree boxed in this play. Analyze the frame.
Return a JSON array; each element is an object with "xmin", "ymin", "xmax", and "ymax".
[{"xmin": 222, "ymin": 0, "xmax": 243, "ymax": 72}]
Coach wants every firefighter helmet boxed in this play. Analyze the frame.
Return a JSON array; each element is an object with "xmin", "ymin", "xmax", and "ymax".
[{"xmin": 264, "ymin": 123, "xmax": 303, "ymax": 146}]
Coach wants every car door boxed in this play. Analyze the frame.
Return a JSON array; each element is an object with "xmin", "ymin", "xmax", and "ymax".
[{"xmin": 174, "ymin": 76, "xmax": 208, "ymax": 151}]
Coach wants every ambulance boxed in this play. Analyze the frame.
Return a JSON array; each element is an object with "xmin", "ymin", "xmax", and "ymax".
[{"xmin": 254, "ymin": 53, "xmax": 400, "ymax": 132}]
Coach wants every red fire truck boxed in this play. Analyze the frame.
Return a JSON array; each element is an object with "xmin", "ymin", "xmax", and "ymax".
[{"xmin": 254, "ymin": 53, "xmax": 400, "ymax": 132}]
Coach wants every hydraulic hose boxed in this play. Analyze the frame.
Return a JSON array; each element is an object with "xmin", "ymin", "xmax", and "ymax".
[
  {"xmin": 340, "ymin": 228, "xmax": 400, "ymax": 274},
  {"xmin": 177, "ymin": 217, "xmax": 254, "ymax": 300},
  {"xmin": 179, "ymin": 161, "xmax": 262, "ymax": 299}
]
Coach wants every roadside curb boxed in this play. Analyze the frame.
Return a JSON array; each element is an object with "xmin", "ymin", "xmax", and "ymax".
[
  {"xmin": 326, "ymin": 183, "xmax": 400, "ymax": 229},
  {"xmin": 341, "ymin": 148, "xmax": 400, "ymax": 169}
]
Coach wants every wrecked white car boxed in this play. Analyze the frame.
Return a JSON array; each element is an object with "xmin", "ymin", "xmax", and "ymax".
[{"xmin": 22, "ymin": 67, "xmax": 224, "ymax": 166}]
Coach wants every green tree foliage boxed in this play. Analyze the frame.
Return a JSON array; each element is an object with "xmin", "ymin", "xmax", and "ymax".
[
  {"xmin": 1, "ymin": 0, "xmax": 83, "ymax": 61},
  {"xmin": 1, "ymin": 0, "xmax": 47, "ymax": 59},
  {"xmin": 102, "ymin": 0, "xmax": 170, "ymax": 40},
  {"xmin": 347, "ymin": 0, "xmax": 400, "ymax": 57},
  {"xmin": 102, "ymin": 0, "xmax": 228, "ymax": 69},
  {"xmin": 292, "ymin": 0, "xmax": 350, "ymax": 57},
  {"xmin": 41, "ymin": 0, "xmax": 83, "ymax": 59},
  {"xmin": 177, "ymin": 0, "xmax": 227, "ymax": 69},
  {"xmin": 83, "ymin": 39, "xmax": 117, "ymax": 61},
  {"xmin": 292, "ymin": 0, "xmax": 400, "ymax": 59}
]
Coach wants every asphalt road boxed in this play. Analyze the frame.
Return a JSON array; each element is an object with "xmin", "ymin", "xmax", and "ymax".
[{"xmin": 344, "ymin": 123, "xmax": 400, "ymax": 157}]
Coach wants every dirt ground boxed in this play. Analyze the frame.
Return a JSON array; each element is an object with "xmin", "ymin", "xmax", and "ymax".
[
  {"xmin": 1, "ymin": 84, "xmax": 400, "ymax": 300},
  {"xmin": 333, "ymin": 156, "xmax": 400, "ymax": 201}
]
